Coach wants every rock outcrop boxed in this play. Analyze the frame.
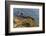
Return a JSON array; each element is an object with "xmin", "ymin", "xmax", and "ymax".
[{"xmin": 13, "ymin": 16, "xmax": 37, "ymax": 27}]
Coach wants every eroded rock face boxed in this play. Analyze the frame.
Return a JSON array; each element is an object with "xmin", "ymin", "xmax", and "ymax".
[{"xmin": 13, "ymin": 16, "xmax": 37, "ymax": 28}]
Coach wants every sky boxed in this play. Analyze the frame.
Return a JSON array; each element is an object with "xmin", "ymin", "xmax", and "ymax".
[{"xmin": 13, "ymin": 8, "xmax": 39, "ymax": 20}]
